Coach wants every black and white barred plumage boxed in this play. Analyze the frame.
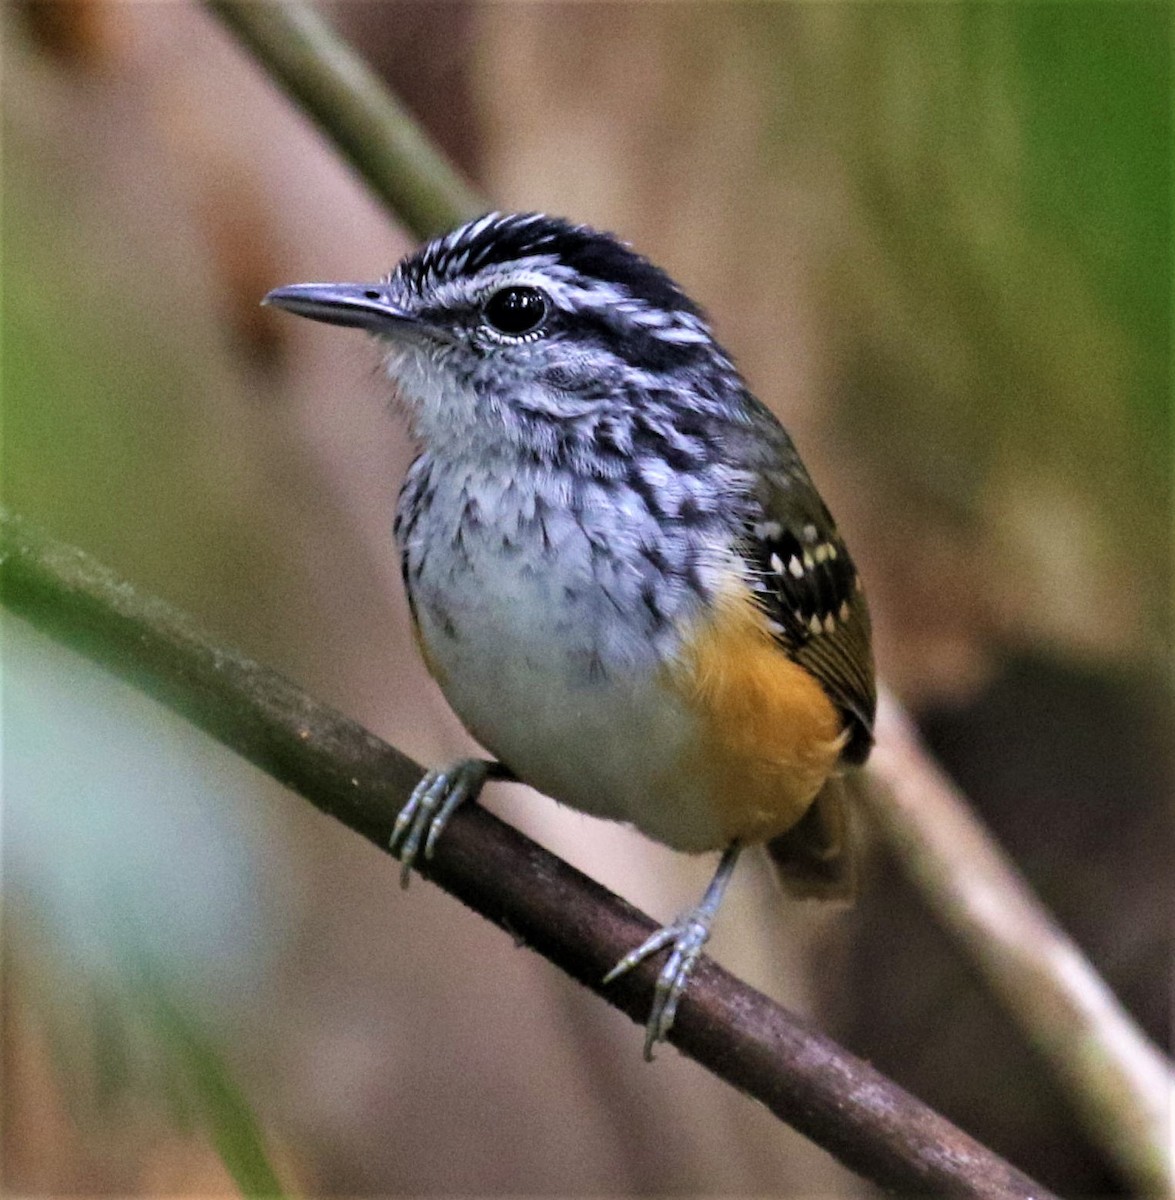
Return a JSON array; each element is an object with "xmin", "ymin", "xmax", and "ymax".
[
  {"xmin": 381, "ymin": 213, "xmax": 874, "ymax": 753},
  {"xmin": 265, "ymin": 212, "xmax": 876, "ymax": 1056}
]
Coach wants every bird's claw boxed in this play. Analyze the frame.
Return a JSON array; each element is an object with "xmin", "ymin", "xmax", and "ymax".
[
  {"xmin": 604, "ymin": 911, "xmax": 714, "ymax": 1060},
  {"xmin": 603, "ymin": 843, "xmax": 740, "ymax": 1060},
  {"xmin": 390, "ymin": 758, "xmax": 489, "ymax": 888}
]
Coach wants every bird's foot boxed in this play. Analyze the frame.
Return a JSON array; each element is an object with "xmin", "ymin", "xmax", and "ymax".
[
  {"xmin": 604, "ymin": 842, "xmax": 741, "ymax": 1060},
  {"xmin": 603, "ymin": 909, "xmax": 716, "ymax": 1060},
  {"xmin": 390, "ymin": 758, "xmax": 490, "ymax": 888}
]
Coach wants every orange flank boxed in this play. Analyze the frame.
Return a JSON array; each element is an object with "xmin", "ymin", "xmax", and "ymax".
[{"xmin": 668, "ymin": 585, "xmax": 846, "ymax": 847}]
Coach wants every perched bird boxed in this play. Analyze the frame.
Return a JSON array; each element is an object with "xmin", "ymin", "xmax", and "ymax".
[{"xmin": 265, "ymin": 213, "xmax": 876, "ymax": 1057}]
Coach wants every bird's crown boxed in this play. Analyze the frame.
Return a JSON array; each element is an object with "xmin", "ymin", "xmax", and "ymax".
[
  {"xmin": 398, "ymin": 212, "xmax": 700, "ymax": 319},
  {"xmin": 383, "ymin": 212, "xmax": 720, "ymax": 362}
]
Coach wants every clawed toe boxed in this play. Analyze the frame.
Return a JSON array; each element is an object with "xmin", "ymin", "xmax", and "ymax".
[
  {"xmin": 390, "ymin": 758, "xmax": 489, "ymax": 887},
  {"xmin": 605, "ymin": 916, "xmax": 711, "ymax": 1059},
  {"xmin": 603, "ymin": 843, "xmax": 741, "ymax": 1059}
]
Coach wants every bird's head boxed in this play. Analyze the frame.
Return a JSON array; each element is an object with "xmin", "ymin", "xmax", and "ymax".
[{"xmin": 265, "ymin": 212, "xmax": 734, "ymax": 457}]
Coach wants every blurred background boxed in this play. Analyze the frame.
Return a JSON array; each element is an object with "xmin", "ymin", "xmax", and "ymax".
[{"xmin": 2, "ymin": 2, "xmax": 1170, "ymax": 1195}]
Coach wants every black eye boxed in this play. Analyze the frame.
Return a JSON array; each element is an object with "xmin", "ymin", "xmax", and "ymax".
[{"xmin": 483, "ymin": 286, "xmax": 547, "ymax": 336}]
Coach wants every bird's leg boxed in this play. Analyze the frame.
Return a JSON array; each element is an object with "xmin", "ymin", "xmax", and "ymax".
[
  {"xmin": 390, "ymin": 759, "xmax": 511, "ymax": 888},
  {"xmin": 604, "ymin": 842, "xmax": 742, "ymax": 1060}
]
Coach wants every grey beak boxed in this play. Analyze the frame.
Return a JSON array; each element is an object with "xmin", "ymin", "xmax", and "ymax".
[{"xmin": 262, "ymin": 282, "xmax": 414, "ymax": 333}]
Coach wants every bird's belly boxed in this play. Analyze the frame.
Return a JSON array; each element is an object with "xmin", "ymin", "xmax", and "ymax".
[
  {"xmin": 411, "ymin": 569, "xmax": 728, "ymax": 852},
  {"xmin": 402, "ymin": 470, "xmax": 843, "ymax": 853}
]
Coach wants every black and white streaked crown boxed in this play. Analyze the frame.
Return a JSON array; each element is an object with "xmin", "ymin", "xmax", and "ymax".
[{"xmin": 396, "ymin": 212, "xmax": 704, "ymax": 320}]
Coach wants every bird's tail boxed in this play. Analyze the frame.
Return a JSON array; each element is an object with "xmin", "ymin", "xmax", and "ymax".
[{"xmin": 764, "ymin": 775, "xmax": 857, "ymax": 900}]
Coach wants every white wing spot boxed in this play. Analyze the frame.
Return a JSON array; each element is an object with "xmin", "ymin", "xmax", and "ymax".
[
  {"xmin": 808, "ymin": 615, "xmax": 823, "ymax": 636},
  {"xmin": 823, "ymin": 614, "xmax": 837, "ymax": 634},
  {"xmin": 788, "ymin": 556, "xmax": 804, "ymax": 579},
  {"xmin": 839, "ymin": 600, "xmax": 851, "ymax": 622},
  {"xmin": 769, "ymin": 553, "xmax": 784, "ymax": 574}
]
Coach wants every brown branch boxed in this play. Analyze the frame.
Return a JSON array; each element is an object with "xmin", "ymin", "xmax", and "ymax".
[{"xmin": 1, "ymin": 508, "xmax": 1061, "ymax": 1196}]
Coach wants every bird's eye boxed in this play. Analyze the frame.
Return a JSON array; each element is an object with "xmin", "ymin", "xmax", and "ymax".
[{"xmin": 483, "ymin": 286, "xmax": 547, "ymax": 336}]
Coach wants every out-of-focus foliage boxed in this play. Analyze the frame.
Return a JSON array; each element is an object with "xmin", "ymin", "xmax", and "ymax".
[
  {"xmin": 139, "ymin": 964, "xmax": 290, "ymax": 1198},
  {"xmin": 792, "ymin": 4, "xmax": 1169, "ymax": 670}
]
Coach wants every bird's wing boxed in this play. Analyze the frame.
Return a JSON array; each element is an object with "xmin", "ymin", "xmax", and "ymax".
[{"xmin": 739, "ymin": 464, "xmax": 876, "ymax": 765}]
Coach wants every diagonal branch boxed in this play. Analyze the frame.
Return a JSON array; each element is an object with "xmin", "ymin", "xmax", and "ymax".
[
  {"xmin": 205, "ymin": 0, "xmax": 483, "ymax": 238},
  {"xmin": 1, "ymin": 508, "xmax": 1059, "ymax": 1196},
  {"xmin": 864, "ymin": 704, "xmax": 1174, "ymax": 1193}
]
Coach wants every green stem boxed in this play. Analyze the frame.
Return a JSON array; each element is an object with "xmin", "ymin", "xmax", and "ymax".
[{"xmin": 206, "ymin": 0, "xmax": 484, "ymax": 238}]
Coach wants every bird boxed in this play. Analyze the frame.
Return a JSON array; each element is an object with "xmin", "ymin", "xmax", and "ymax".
[{"xmin": 264, "ymin": 212, "xmax": 876, "ymax": 1058}]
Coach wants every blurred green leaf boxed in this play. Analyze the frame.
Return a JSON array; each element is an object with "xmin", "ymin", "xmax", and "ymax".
[{"xmin": 135, "ymin": 959, "xmax": 290, "ymax": 1199}]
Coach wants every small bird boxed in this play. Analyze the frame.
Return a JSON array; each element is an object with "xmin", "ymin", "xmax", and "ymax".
[{"xmin": 265, "ymin": 213, "xmax": 876, "ymax": 1058}]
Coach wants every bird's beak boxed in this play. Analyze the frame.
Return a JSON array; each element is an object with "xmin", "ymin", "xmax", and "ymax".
[{"xmin": 262, "ymin": 282, "xmax": 415, "ymax": 333}]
